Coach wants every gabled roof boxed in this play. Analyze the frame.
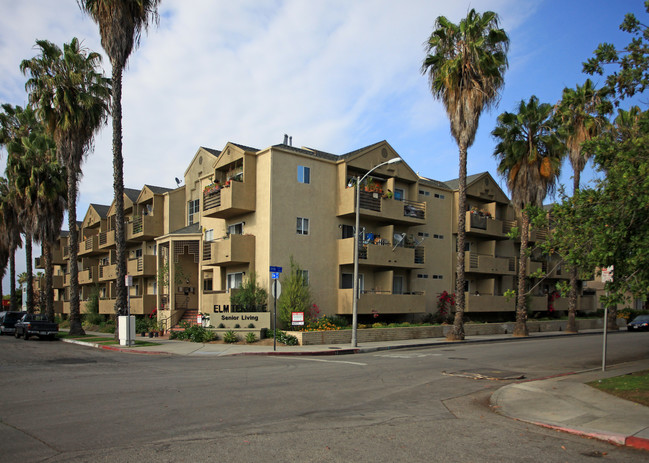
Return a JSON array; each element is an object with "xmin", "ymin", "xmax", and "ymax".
[
  {"xmin": 144, "ymin": 185, "xmax": 173, "ymax": 195},
  {"xmin": 89, "ymin": 203, "xmax": 110, "ymax": 218},
  {"xmin": 124, "ymin": 188, "xmax": 140, "ymax": 203},
  {"xmin": 419, "ymin": 177, "xmax": 453, "ymax": 191},
  {"xmin": 444, "ymin": 172, "xmax": 510, "ymax": 204},
  {"xmin": 200, "ymin": 147, "xmax": 221, "ymax": 157}
]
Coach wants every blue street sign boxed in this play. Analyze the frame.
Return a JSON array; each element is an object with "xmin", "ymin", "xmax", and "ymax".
[
  {"xmin": 269, "ymin": 266, "xmax": 283, "ymax": 273},
  {"xmin": 271, "ymin": 272, "xmax": 280, "ymax": 280}
]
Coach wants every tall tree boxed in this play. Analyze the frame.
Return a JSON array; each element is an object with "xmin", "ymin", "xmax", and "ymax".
[
  {"xmin": 21, "ymin": 38, "xmax": 111, "ymax": 335},
  {"xmin": 3, "ymin": 105, "xmax": 44, "ymax": 314},
  {"xmin": 422, "ymin": 9, "xmax": 509, "ymax": 340},
  {"xmin": 554, "ymin": 79, "xmax": 610, "ymax": 332},
  {"xmin": 78, "ymin": 0, "xmax": 160, "ymax": 323},
  {"xmin": 492, "ymin": 96, "xmax": 565, "ymax": 337},
  {"xmin": 0, "ymin": 104, "xmax": 34, "ymax": 311},
  {"xmin": 0, "ymin": 178, "xmax": 22, "ymax": 310},
  {"xmin": 10, "ymin": 128, "xmax": 66, "ymax": 320}
]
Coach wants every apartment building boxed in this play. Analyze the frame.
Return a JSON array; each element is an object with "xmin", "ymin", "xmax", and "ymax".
[{"xmin": 37, "ymin": 139, "xmax": 598, "ymax": 328}]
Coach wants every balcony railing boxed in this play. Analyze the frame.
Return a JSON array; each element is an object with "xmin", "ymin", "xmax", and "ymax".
[
  {"xmin": 337, "ymin": 288, "xmax": 425, "ymax": 315},
  {"xmin": 339, "ymin": 188, "xmax": 426, "ymax": 224},
  {"xmin": 203, "ymin": 234, "xmax": 255, "ymax": 266},
  {"xmin": 99, "ymin": 229, "xmax": 115, "ymax": 248},
  {"xmin": 202, "ymin": 180, "xmax": 255, "ymax": 219},
  {"xmin": 465, "ymin": 252, "xmax": 515, "ymax": 275},
  {"xmin": 338, "ymin": 238, "xmax": 424, "ymax": 268}
]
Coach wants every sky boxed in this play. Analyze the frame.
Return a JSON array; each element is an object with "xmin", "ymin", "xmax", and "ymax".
[{"xmin": 1, "ymin": 0, "xmax": 646, "ymax": 292}]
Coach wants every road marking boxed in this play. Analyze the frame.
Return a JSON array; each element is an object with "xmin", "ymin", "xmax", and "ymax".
[
  {"xmin": 290, "ymin": 358, "xmax": 367, "ymax": 366},
  {"xmin": 374, "ymin": 353, "xmax": 443, "ymax": 359}
]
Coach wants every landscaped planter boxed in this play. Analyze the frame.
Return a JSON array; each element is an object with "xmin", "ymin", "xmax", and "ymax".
[{"xmin": 286, "ymin": 319, "xmax": 607, "ymax": 346}]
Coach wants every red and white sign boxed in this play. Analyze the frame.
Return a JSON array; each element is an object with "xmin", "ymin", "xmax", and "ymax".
[
  {"xmin": 291, "ymin": 312, "xmax": 304, "ymax": 326},
  {"xmin": 601, "ymin": 266, "xmax": 614, "ymax": 283}
]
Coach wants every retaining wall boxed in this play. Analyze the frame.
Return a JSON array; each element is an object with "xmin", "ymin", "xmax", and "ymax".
[{"xmin": 286, "ymin": 318, "xmax": 607, "ymax": 346}]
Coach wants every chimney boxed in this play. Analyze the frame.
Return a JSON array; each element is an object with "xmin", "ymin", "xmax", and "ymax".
[
  {"xmin": 283, "ymin": 134, "xmax": 288, "ymax": 145},
  {"xmin": 289, "ymin": 136, "xmax": 292, "ymax": 146}
]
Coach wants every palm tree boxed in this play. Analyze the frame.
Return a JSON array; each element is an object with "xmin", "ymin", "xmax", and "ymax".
[
  {"xmin": 21, "ymin": 38, "xmax": 111, "ymax": 335},
  {"xmin": 422, "ymin": 9, "xmax": 509, "ymax": 340},
  {"xmin": 0, "ymin": 104, "xmax": 34, "ymax": 312},
  {"xmin": 492, "ymin": 96, "xmax": 565, "ymax": 337},
  {"xmin": 78, "ymin": 0, "xmax": 161, "ymax": 321},
  {"xmin": 11, "ymin": 128, "xmax": 66, "ymax": 320},
  {"xmin": 3, "ymin": 105, "xmax": 45, "ymax": 314},
  {"xmin": 555, "ymin": 79, "xmax": 610, "ymax": 333},
  {"xmin": 0, "ymin": 178, "xmax": 22, "ymax": 311}
]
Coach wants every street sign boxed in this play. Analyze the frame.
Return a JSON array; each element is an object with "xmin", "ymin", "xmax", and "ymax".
[
  {"xmin": 271, "ymin": 280, "xmax": 282, "ymax": 298},
  {"xmin": 269, "ymin": 266, "xmax": 283, "ymax": 273},
  {"xmin": 292, "ymin": 312, "xmax": 304, "ymax": 326},
  {"xmin": 125, "ymin": 275, "xmax": 133, "ymax": 287},
  {"xmin": 271, "ymin": 272, "xmax": 280, "ymax": 280},
  {"xmin": 601, "ymin": 266, "xmax": 614, "ymax": 283}
]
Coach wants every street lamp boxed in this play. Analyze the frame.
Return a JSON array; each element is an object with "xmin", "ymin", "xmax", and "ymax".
[{"xmin": 351, "ymin": 157, "xmax": 402, "ymax": 347}]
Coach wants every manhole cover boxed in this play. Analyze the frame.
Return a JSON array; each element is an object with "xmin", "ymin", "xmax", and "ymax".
[{"xmin": 442, "ymin": 369, "xmax": 525, "ymax": 380}]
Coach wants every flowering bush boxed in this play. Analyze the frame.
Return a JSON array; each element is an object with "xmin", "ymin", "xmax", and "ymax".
[
  {"xmin": 436, "ymin": 291, "xmax": 455, "ymax": 323},
  {"xmin": 303, "ymin": 316, "xmax": 342, "ymax": 331}
]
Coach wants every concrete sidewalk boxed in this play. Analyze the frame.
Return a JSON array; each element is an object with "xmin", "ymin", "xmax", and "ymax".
[
  {"xmin": 60, "ymin": 329, "xmax": 649, "ymax": 452},
  {"xmin": 491, "ymin": 360, "xmax": 649, "ymax": 451}
]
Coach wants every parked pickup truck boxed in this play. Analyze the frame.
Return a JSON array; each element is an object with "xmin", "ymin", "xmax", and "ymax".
[
  {"xmin": 14, "ymin": 313, "xmax": 58, "ymax": 340},
  {"xmin": 0, "ymin": 311, "xmax": 27, "ymax": 335}
]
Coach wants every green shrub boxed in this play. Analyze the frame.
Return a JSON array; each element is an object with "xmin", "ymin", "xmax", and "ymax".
[
  {"xmin": 169, "ymin": 322, "xmax": 215, "ymax": 343},
  {"xmin": 245, "ymin": 332, "xmax": 257, "ymax": 343},
  {"xmin": 247, "ymin": 323, "xmax": 255, "ymax": 328},
  {"xmin": 266, "ymin": 329, "xmax": 298, "ymax": 346},
  {"xmin": 234, "ymin": 324, "xmax": 240, "ymax": 329},
  {"xmin": 218, "ymin": 323, "xmax": 225, "ymax": 328},
  {"xmin": 223, "ymin": 330, "xmax": 238, "ymax": 343}
]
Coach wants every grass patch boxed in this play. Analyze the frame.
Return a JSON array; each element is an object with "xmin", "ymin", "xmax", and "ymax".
[{"xmin": 588, "ymin": 370, "xmax": 649, "ymax": 407}]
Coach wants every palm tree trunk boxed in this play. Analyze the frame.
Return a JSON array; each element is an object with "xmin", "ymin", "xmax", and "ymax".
[
  {"xmin": 44, "ymin": 242, "xmax": 54, "ymax": 322},
  {"xmin": 25, "ymin": 234, "xmax": 34, "ymax": 313},
  {"xmin": 112, "ymin": 65, "xmax": 127, "ymax": 316},
  {"xmin": 68, "ymin": 166, "xmax": 85, "ymax": 336},
  {"xmin": 449, "ymin": 144, "xmax": 468, "ymax": 341},
  {"xmin": 566, "ymin": 170, "xmax": 581, "ymax": 333},
  {"xmin": 9, "ymin": 249, "xmax": 17, "ymax": 311},
  {"xmin": 514, "ymin": 211, "xmax": 530, "ymax": 337}
]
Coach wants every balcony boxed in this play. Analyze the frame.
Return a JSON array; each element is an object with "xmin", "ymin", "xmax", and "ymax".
[
  {"xmin": 79, "ymin": 235, "xmax": 100, "ymax": 256},
  {"xmin": 126, "ymin": 255, "xmax": 157, "ymax": 276},
  {"xmin": 338, "ymin": 188, "xmax": 426, "ymax": 224},
  {"xmin": 465, "ymin": 252, "xmax": 515, "ymax": 275},
  {"xmin": 203, "ymin": 234, "xmax": 255, "ymax": 266},
  {"xmin": 99, "ymin": 264, "xmax": 117, "ymax": 281},
  {"xmin": 337, "ymin": 238, "xmax": 424, "ymax": 269},
  {"xmin": 202, "ymin": 181, "xmax": 255, "ymax": 219},
  {"xmin": 552, "ymin": 295, "xmax": 598, "ymax": 312},
  {"xmin": 127, "ymin": 214, "xmax": 163, "ymax": 241},
  {"xmin": 337, "ymin": 289, "xmax": 425, "ymax": 315},
  {"xmin": 542, "ymin": 261, "xmax": 569, "ymax": 280},
  {"xmin": 99, "ymin": 229, "xmax": 115, "ymax": 249},
  {"xmin": 464, "ymin": 212, "xmax": 509, "ymax": 239},
  {"xmin": 526, "ymin": 259, "xmax": 544, "ymax": 277},
  {"xmin": 79, "ymin": 266, "xmax": 98, "ymax": 285},
  {"xmin": 128, "ymin": 294, "xmax": 157, "ymax": 315}
]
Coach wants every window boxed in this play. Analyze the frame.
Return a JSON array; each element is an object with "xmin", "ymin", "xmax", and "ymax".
[
  {"xmin": 432, "ymin": 274, "xmax": 444, "ymax": 280},
  {"xmin": 227, "ymin": 272, "xmax": 243, "ymax": 290},
  {"xmin": 188, "ymin": 199, "xmax": 199, "ymax": 225},
  {"xmin": 228, "ymin": 222, "xmax": 243, "ymax": 235},
  {"xmin": 341, "ymin": 272, "xmax": 364, "ymax": 297},
  {"xmin": 417, "ymin": 274, "xmax": 428, "ymax": 279},
  {"xmin": 341, "ymin": 224, "xmax": 354, "ymax": 239},
  {"xmin": 433, "ymin": 234, "xmax": 444, "ymax": 240},
  {"xmin": 298, "ymin": 166, "xmax": 311, "ymax": 184},
  {"xmin": 393, "ymin": 276, "xmax": 404, "ymax": 295},
  {"xmin": 419, "ymin": 190, "xmax": 430, "ymax": 197},
  {"xmin": 434, "ymin": 193, "xmax": 445, "ymax": 199},
  {"xmin": 203, "ymin": 277, "xmax": 213, "ymax": 292},
  {"xmin": 394, "ymin": 188, "xmax": 404, "ymax": 201},
  {"xmin": 418, "ymin": 232, "xmax": 430, "ymax": 238},
  {"xmin": 205, "ymin": 229, "xmax": 214, "ymax": 241},
  {"xmin": 135, "ymin": 248, "xmax": 143, "ymax": 259},
  {"xmin": 297, "ymin": 217, "xmax": 309, "ymax": 235},
  {"xmin": 299, "ymin": 270, "xmax": 309, "ymax": 286}
]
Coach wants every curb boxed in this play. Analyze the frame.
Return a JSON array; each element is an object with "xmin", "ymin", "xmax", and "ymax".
[
  {"xmin": 61, "ymin": 338, "xmax": 171, "ymax": 355},
  {"xmin": 530, "ymin": 421, "xmax": 649, "ymax": 451}
]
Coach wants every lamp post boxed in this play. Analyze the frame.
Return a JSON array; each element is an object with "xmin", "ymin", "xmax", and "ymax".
[{"xmin": 351, "ymin": 157, "xmax": 402, "ymax": 347}]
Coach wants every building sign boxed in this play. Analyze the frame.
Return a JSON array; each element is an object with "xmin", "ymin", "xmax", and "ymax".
[
  {"xmin": 213, "ymin": 304, "xmax": 266, "ymax": 313},
  {"xmin": 292, "ymin": 311, "xmax": 304, "ymax": 326}
]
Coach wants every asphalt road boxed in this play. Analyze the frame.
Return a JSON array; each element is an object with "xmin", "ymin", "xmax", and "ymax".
[{"xmin": 0, "ymin": 331, "xmax": 647, "ymax": 462}]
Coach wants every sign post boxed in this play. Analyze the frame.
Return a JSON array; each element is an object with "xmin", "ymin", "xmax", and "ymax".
[
  {"xmin": 125, "ymin": 275, "xmax": 133, "ymax": 346},
  {"xmin": 270, "ymin": 266, "xmax": 282, "ymax": 351},
  {"xmin": 601, "ymin": 266, "xmax": 614, "ymax": 372}
]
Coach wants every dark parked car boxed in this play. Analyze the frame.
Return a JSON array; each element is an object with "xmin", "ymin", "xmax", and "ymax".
[
  {"xmin": 0, "ymin": 311, "xmax": 27, "ymax": 336},
  {"xmin": 627, "ymin": 315, "xmax": 649, "ymax": 332},
  {"xmin": 14, "ymin": 313, "xmax": 58, "ymax": 340}
]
